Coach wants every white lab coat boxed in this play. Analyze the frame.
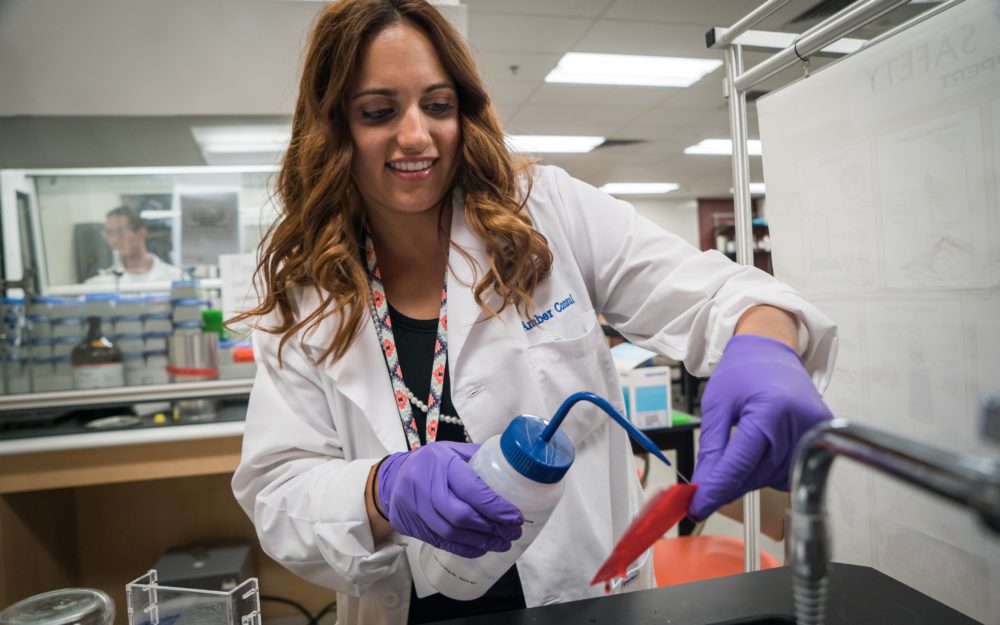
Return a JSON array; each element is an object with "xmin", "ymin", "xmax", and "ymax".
[
  {"xmin": 85, "ymin": 255, "xmax": 184, "ymax": 284},
  {"xmin": 232, "ymin": 165, "xmax": 837, "ymax": 625}
]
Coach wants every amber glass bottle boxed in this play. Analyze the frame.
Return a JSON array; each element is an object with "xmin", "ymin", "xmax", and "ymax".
[{"xmin": 71, "ymin": 316, "xmax": 125, "ymax": 389}]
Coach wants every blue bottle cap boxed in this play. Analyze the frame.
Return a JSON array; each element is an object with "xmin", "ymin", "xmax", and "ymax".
[{"xmin": 499, "ymin": 414, "xmax": 575, "ymax": 484}]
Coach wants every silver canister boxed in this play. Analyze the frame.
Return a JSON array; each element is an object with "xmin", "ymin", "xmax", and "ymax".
[{"xmin": 166, "ymin": 331, "xmax": 220, "ymax": 421}]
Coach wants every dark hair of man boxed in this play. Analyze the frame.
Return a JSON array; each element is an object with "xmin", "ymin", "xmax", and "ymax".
[{"xmin": 105, "ymin": 206, "xmax": 145, "ymax": 232}]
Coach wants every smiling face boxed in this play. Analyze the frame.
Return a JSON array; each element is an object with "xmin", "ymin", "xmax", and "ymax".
[{"xmin": 347, "ymin": 22, "xmax": 461, "ymax": 221}]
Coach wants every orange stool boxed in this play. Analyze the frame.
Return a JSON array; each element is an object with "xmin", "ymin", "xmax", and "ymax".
[{"xmin": 653, "ymin": 535, "xmax": 780, "ymax": 586}]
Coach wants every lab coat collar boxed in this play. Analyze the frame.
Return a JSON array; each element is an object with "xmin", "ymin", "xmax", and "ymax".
[
  {"xmin": 297, "ymin": 287, "xmax": 408, "ymax": 454},
  {"xmin": 445, "ymin": 186, "xmax": 494, "ymax": 374}
]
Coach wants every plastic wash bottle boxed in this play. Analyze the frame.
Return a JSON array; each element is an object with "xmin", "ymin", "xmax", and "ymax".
[{"xmin": 419, "ymin": 391, "xmax": 672, "ymax": 600}]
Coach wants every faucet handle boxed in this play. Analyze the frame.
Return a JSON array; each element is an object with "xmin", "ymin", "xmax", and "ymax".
[{"xmin": 982, "ymin": 393, "xmax": 1000, "ymax": 447}]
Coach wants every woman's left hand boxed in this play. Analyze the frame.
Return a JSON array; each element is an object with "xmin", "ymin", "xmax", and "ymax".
[{"xmin": 688, "ymin": 334, "xmax": 832, "ymax": 521}]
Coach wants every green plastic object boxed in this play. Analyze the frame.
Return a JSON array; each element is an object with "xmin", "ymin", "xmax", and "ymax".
[
  {"xmin": 671, "ymin": 411, "xmax": 693, "ymax": 425},
  {"xmin": 202, "ymin": 308, "xmax": 227, "ymax": 338}
]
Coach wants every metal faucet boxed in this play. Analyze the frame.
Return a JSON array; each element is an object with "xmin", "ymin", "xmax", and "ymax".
[{"xmin": 788, "ymin": 395, "xmax": 1000, "ymax": 625}]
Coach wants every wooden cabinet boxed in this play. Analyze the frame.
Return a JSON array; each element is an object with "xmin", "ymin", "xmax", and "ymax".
[
  {"xmin": 696, "ymin": 198, "xmax": 773, "ymax": 274},
  {"xmin": 0, "ymin": 433, "xmax": 336, "ymax": 625}
]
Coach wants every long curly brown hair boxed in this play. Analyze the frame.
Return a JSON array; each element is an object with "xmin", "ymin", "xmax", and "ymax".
[{"xmin": 234, "ymin": 0, "xmax": 553, "ymax": 364}]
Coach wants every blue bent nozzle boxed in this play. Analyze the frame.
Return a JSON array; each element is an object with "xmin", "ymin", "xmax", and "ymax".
[{"xmin": 540, "ymin": 391, "xmax": 672, "ymax": 467}]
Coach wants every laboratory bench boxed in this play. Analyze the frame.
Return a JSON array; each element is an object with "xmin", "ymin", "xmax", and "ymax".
[
  {"xmin": 429, "ymin": 563, "xmax": 982, "ymax": 625},
  {"xmin": 2, "ymin": 391, "xmax": 984, "ymax": 625},
  {"xmin": 0, "ymin": 390, "xmax": 713, "ymax": 624},
  {"xmin": 0, "ymin": 392, "xmax": 336, "ymax": 625}
]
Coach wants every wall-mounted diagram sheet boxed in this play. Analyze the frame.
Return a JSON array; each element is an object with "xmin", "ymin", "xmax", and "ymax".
[
  {"xmin": 877, "ymin": 108, "xmax": 989, "ymax": 290},
  {"xmin": 756, "ymin": 0, "xmax": 1000, "ymax": 621},
  {"xmin": 798, "ymin": 145, "xmax": 880, "ymax": 293}
]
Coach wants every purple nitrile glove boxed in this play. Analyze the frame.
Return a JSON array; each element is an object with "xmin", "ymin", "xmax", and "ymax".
[
  {"xmin": 689, "ymin": 334, "xmax": 833, "ymax": 521},
  {"xmin": 376, "ymin": 441, "xmax": 524, "ymax": 558}
]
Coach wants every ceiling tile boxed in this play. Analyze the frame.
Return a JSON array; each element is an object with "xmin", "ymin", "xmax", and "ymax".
[
  {"xmin": 508, "ymin": 103, "xmax": 647, "ymax": 133},
  {"xmin": 483, "ymin": 79, "xmax": 538, "ymax": 106},
  {"xmin": 468, "ymin": 12, "xmax": 594, "ymax": 53},
  {"xmin": 629, "ymin": 105, "xmax": 728, "ymax": 129},
  {"xmin": 464, "ymin": 0, "xmax": 616, "ymax": 18},
  {"xmin": 527, "ymin": 83, "xmax": 674, "ymax": 109},
  {"xmin": 604, "ymin": 0, "xmax": 767, "ymax": 27},
  {"xmin": 659, "ymin": 81, "xmax": 727, "ymax": 109},
  {"xmin": 573, "ymin": 20, "xmax": 723, "ymax": 58},
  {"xmin": 474, "ymin": 51, "xmax": 563, "ymax": 83}
]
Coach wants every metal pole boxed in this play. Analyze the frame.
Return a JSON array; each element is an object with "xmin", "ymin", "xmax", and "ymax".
[
  {"xmin": 0, "ymin": 378, "xmax": 254, "ymax": 411},
  {"xmin": 734, "ymin": 0, "xmax": 912, "ymax": 93},
  {"xmin": 707, "ymin": 0, "xmax": 797, "ymax": 49},
  {"xmin": 859, "ymin": 0, "xmax": 967, "ymax": 53},
  {"xmin": 724, "ymin": 42, "xmax": 761, "ymax": 573}
]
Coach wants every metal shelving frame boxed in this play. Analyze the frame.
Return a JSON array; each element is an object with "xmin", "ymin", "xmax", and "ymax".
[
  {"xmin": 707, "ymin": 0, "xmax": 967, "ymax": 572},
  {"xmin": 0, "ymin": 378, "xmax": 253, "ymax": 411}
]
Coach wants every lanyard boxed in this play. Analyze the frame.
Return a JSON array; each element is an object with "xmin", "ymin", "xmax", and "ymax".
[{"xmin": 365, "ymin": 227, "xmax": 449, "ymax": 450}]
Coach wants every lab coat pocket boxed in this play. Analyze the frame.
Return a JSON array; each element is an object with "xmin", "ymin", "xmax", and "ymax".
[
  {"xmin": 521, "ymin": 292, "xmax": 591, "ymax": 347},
  {"xmin": 525, "ymin": 315, "xmax": 622, "ymax": 446}
]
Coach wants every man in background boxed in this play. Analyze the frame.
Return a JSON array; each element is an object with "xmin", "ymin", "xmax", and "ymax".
[{"xmin": 85, "ymin": 206, "xmax": 184, "ymax": 284}]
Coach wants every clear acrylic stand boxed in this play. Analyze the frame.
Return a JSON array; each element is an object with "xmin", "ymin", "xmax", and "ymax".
[{"xmin": 125, "ymin": 570, "xmax": 261, "ymax": 625}]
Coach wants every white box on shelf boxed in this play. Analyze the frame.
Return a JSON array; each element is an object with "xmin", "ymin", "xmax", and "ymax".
[
  {"xmin": 144, "ymin": 353, "xmax": 170, "ymax": 385},
  {"xmin": 611, "ymin": 342, "xmax": 672, "ymax": 430}
]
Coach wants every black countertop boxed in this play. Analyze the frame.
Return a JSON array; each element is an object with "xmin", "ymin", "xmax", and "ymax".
[
  {"xmin": 0, "ymin": 399, "xmax": 248, "ymax": 441},
  {"xmin": 429, "ymin": 563, "xmax": 981, "ymax": 625}
]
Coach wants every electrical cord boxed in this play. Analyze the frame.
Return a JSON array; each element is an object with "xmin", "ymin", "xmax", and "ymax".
[
  {"xmin": 259, "ymin": 595, "xmax": 338, "ymax": 625},
  {"xmin": 310, "ymin": 601, "xmax": 338, "ymax": 625}
]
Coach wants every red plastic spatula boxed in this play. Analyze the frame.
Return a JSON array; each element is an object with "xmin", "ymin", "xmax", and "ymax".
[{"xmin": 590, "ymin": 483, "xmax": 699, "ymax": 590}]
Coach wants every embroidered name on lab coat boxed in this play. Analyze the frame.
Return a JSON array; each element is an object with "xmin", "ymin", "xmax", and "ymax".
[{"xmin": 522, "ymin": 293, "xmax": 576, "ymax": 332}]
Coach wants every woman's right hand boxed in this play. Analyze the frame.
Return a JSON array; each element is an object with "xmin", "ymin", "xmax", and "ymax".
[{"xmin": 374, "ymin": 442, "xmax": 524, "ymax": 558}]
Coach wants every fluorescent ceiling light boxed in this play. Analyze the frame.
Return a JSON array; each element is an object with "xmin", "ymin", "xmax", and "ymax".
[
  {"xmin": 191, "ymin": 125, "xmax": 291, "ymax": 165},
  {"xmin": 505, "ymin": 135, "xmax": 605, "ymax": 154},
  {"xmin": 600, "ymin": 182, "xmax": 678, "ymax": 195},
  {"xmin": 729, "ymin": 183, "xmax": 766, "ymax": 195},
  {"xmin": 545, "ymin": 52, "xmax": 722, "ymax": 88},
  {"xmin": 191, "ymin": 125, "xmax": 291, "ymax": 153},
  {"xmin": 684, "ymin": 139, "xmax": 762, "ymax": 156}
]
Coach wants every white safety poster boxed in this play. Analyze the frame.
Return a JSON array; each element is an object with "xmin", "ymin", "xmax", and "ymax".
[
  {"xmin": 756, "ymin": 0, "xmax": 1000, "ymax": 621},
  {"xmin": 174, "ymin": 185, "xmax": 241, "ymax": 266},
  {"xmin": 219, "ymin": 252, "xmax": 259, "ymax": 323}
]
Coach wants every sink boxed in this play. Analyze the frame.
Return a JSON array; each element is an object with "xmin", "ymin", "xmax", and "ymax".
[{"xmin": 429, "ymin": 563, "xmax": 983, "ymax": 624}]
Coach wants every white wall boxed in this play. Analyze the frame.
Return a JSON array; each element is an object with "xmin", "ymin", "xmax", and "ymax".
[
  {"xmin": 0, "ymin": 0, "xmax": 314, "ymax": 116},
  {"xmin": 757, "ymin": 1, "xmax": 1000, "ymax": 621},
  {"xmin": 631, "ymin": 198, "xmax": 700, "ymax": 249}
]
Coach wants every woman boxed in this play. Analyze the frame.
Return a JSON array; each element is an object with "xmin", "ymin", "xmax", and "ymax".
[{"xmin": 231, "ymin": 1, "xmax": 837, "ymax": 624}]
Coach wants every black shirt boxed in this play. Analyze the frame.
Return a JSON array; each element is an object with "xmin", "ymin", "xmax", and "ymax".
[{"xmin": 386, "ymin": 302, "xmax": 526, "ymax": 624}]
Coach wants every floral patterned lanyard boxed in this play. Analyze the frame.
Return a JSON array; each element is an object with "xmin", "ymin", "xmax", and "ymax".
[{"xmin": 364, "ymin": 227, "xmax": 449, "ymax": 450}]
